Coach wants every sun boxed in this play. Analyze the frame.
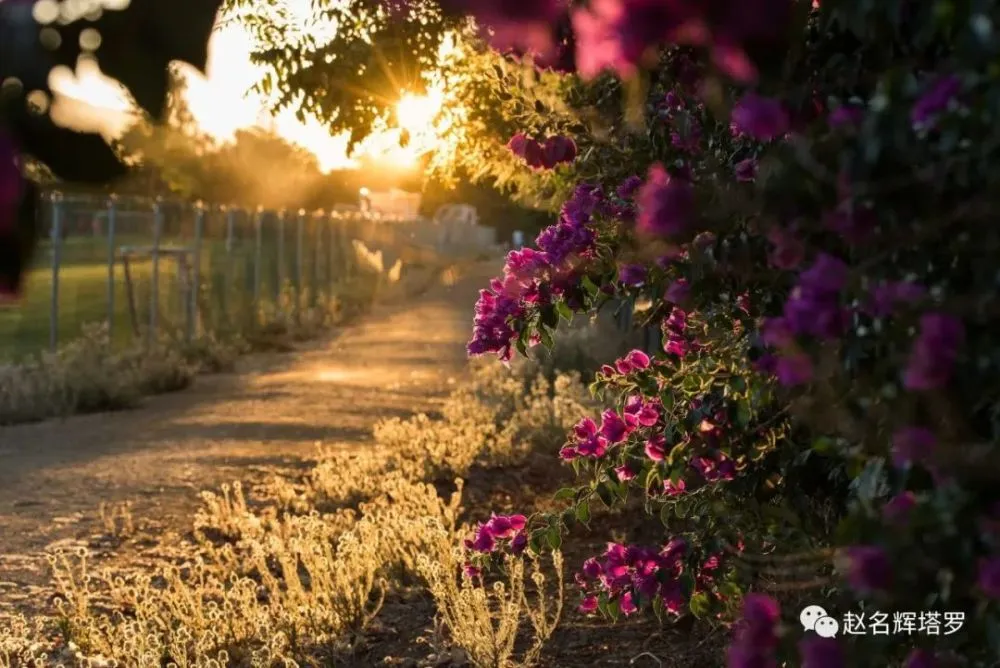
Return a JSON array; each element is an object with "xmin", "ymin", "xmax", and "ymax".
[{"xmin": 396, "ymin": 92, "xmax": 442, "ymax": 135}]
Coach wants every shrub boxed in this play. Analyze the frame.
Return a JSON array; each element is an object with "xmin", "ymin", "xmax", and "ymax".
[{"xmin": 402, "ymin": 0, "xmax": 1000, "ymax": 665}]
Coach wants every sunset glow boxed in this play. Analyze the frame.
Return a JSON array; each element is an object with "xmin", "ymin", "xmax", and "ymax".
[{"xmin": 46, "ymin": 14, "xmax": 451, "ymax": 173}]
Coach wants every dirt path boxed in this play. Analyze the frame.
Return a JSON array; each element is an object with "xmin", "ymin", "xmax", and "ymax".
[{"xmin": 0, "ymin": 260, "xmax": 499, "ymax": 610}]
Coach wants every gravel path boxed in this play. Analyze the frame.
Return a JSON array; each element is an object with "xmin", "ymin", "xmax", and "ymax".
[{"xmin": 0, "ymin": 260, "xmax": 497, "ymax": 609}]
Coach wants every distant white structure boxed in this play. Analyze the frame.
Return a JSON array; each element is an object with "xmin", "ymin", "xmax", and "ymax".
[
  {"xmin": 363, "ymin": 188, "xmax": 422, "ymax": 219},
  {"xmin": 433, "ymin": 204, "xmax": 479, "ymax": 226}
]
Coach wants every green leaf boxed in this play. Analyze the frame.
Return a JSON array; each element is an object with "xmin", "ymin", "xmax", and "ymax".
[
  {"xmin": 540, "ymin": 328, "xmax": 555, "ymax": 349},
  {"xmin": 689, "ymin": 592, "xmax": 711, "ymax": 618},
  {"xmin": 553, "ymin": 487, "xmax": 577, "ymax": 501},
  {"xmin": 596, "ymin": 483, "xmax": 615, "ymax": 508},
  {"xmin": 576, "ymin": 499, "xmax": 591, "ymax": 524},
  {"xmin": 659, "ymin": 503, "xmax": 672, "ymax": 527},
  {"xmin": 547, "ymin": 526, "xmax": 563, "ymax": 550},
  {"xmin": 581, "ymin": 275, "xmax": 600, "ymax": 297},
  {"xmin": 540, "ymin": 304, "xmax": 559, "ymax": 329},
  {"xmin": 556, "ymin": 301, "xmax": 574, "ymax": 321}
]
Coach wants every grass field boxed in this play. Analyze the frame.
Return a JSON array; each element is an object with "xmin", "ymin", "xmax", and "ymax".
[{"xmin": 0, "ymin": 233, "xmax": 349, "ymax": 360}]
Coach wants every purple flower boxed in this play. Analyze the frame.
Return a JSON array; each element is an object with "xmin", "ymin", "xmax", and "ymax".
[
  {"xmin": 618, "ymin": 591, "xmax": 637, "ymax": 616},
  {"xmin": 844, "ymin": 545, "xmax": 892, "ymax": 592},
  {"xmin": 624, "ymin": 395, "xmax": 660, "ymax": 427},
  {"xmin": 664, "ymin": 478, "xmax": 686, "ymax": 495},
  {"xmin": 644, "ymin": 435, "xmax": 667, "ymax": 461},
  {"xmin": 599, "ymin": 409, "xmax": 631, "ymax": 443},
  {"xmin": 866, "ymin": 280, "xmax": 926, "ymax": 318},
  {"xmin": 911, "ymin": 74, "xmax": 962, "ymax": 127},
  {"xmin": 823, "ymin": 205, "xmax": 876, "ymax": 245},
  {"xmin": 636, "ymin": 163, "xmax": 694, "ymax": 237},
  {"xmin": 904, "ymin": 650, "xmax": 938, "ymax": 668},
  {"xmin": 463, "ymin": 563, "xmax": 481, "ymax": 579},
  {"xmin": 728, "ymin": 594, "xmax": 780, "ymax": 668},
  {"xmin": 766, "ymin": 225, "xmax": 805, "ymax": 270},
  {"xmin": 541, "ymin": 135, "xmax": 578, "ymax": 168},
  {"xmin": 617, "ymin": 175, "xmax": 643, "ymax": 199},
  {"xmin": 485, "ymin": 514, "xmax": 527, "ymax": 539},
  {"xmin": 891, "ymin": 427, "xmax": 936, "ymax": 468},
  {"xmin": 618, "ymin": 263, "xmax": 647, "ymax": 287},
  {"xmin": 465, "ymin": 525, "xmax": 496, "ymax": 553},
  {"xmin": 665, "ymin": 278, "xmax": 691, "ymax": 304},
  {"xmin": 781, "ymin": 254, "xmax": 850, "ymax": 341},
  {"xmin": 506, "ymin": 132, "xmax": 529, "ymax": 157},
  {"xmin": 799, "ymin": 636, "xmax": 845, "ymax": 668},
  {"xmin": 775, "ymin": 352, "xmax": 814, "ymax": 387},
  {"xmin": 734, "ymin": 157, "xmax": 758, "ymax": 182},
  {"xmin": 882, "ymin": 492, "xmax": 917, "ymax": 525},
  {"xmin": 510, "ymin": 532, "xmax": 528, "ymax": 554},
  {"xmin": 903, "ymin": 313, "xmax": 964, "ymax": 391},
  {"xmin": 624, "ymin": 349, "xmax": 651, "ymax": 370},
  {"xmin": 978, "ymin": 557, "xmax": 1000, "ymax": 599},
  {"xmin": 828, "ymin": 105, "xmax": 864, "ymax": 129},
  {"xmin": 578, "ymin": 595, "xmax": 598, "ymax": 613},
  {"xmin": 731, "ymin": 93, "xmax": 790, "ymax": 141},
  {"xmin": 614, "ymin": 464, "xmax": 636, "ymax": 481}
]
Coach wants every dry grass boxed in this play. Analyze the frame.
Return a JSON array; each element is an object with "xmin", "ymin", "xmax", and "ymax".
[{"xmin": 0, "ymin": 331, "xmax": 601, "ymax": 667}]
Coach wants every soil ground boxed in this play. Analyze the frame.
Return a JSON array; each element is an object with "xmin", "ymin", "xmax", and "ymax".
[{"xmin": 0, "ymin": 259, "xmax": 722, "ymax": 667}]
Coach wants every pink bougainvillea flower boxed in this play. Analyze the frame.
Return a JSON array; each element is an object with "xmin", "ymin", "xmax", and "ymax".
[
  {"xmin": 599, "ymin": 409, "xmax": 631, "ymax": 443},
  {"xmin": 614, "ymin": 464, "xmax": 636, "ymax": 481},
  {"xmin": 522, "ymin": 138, "xmax": 545, "ymax": 169},
  {"xmin": 618, "ymin": 263, "xmax": 647, "ymax": 286},
  {"xmin": 766, "ymin": 224, "xmax": 805, "ymax": 270},
  {"xmin": 828, "ymin": 104, "xmax": 865, "ymax": 129},
  {"xmin": 463, "ymin": 563, "xmax": 481, "ymax": 579},
  {"xmin": 636, "ymin": 163, "xmax": 694, "ymax": 237},
  {"xmin": 911, "ymin": 74, "xmax": 962, "ymax": 127},
  {"xmin": 506, "ymin": 132, "xmax": 528, "ymax": 157},
  {"xmin": 664, "ymin": 478, "xmax": 686, "ymax": 495},
  {"xmin": 578, "ymin": 595, "xmax": 599, "ymax": 614},
  {"xmin": 727, "ymin": 593, "xmax": 780, "ymax": 667},
  {"xmin": 882, "ymin": 492, "xmax": 917, "ymax": 525},
  {"xmin": 644, "ymin": 435, "xmax": 667, "ymax": 461},
  {"xmin": 903, "ymin": 312, "xmax": 964, "ymax": 391},
  {"xmin": 541, "ymin": 135, "xmax": 578, "ymax": 168},
  {"xmin": 799, "ymin": 636, "xmax": 845, "ymax": 668},
  {"xmin": 843, "ymin": 545, "xmax": 892, "ymax": 593},
  {"xmin": 485, "ymin": 513, "xmax": 527, "ymax": 539},
  {"xmin": 775, "ymin": 352, "xmax": 814, "ymax": 387},
  {"xmin": 977, "ymin": 557, "xmax": 1000, "ymax": 599},
  {"xmin": 734, "ymin": 157, "xmax": 758, "ymax": 182},
  {"xmin": 665, "ymin": 278, "xmax": 691, "ymax": 304},
  {"xmin": 618, "ymin": 590, "xmax": 638, "ymax": 616},
  {"xmin": 891, "ymin": 426, "xmax": 936, "ymax": 468},
  {"xmin": 904, "ymin": 650, "xmax": 939, "ymax": 668},
  {"xmin": 865, "ymin": 280, "xmax": 926, "ymax": 318},
  {"xmin": 624, "ymin": 349, "xmax": 651, "ymax": 370},
  {"xmin": 731, "ymin": 93, "xmax": 790, "ymax": 141}
]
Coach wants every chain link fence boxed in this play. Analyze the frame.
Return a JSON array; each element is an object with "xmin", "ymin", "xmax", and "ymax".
[{"xmin": 0, "ymin": 191, "xmax": 498, "ymax": 360}]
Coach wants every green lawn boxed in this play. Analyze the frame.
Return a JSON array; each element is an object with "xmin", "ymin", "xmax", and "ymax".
[{"xmin": 0, "ymin": 234, "xmax": 350, "ymax": 360}]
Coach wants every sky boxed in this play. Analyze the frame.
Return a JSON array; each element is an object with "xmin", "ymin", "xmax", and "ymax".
[
  {"xmin": 180, "ymin": 23, "xmax": 358, "ymax": 172},
  {"xmin": 48, "ymin": 9, "xmax": 439, "ymax": 174}
]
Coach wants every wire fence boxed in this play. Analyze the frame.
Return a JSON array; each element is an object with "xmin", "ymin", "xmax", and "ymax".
[{"xmin": 0, "ymin": 191, "xmax": 498, "ymax": 360}]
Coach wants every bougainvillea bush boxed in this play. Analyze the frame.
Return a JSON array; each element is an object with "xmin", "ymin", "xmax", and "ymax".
[{"xmin": 426, "ymin": 0, "xmax": 1000, "ymax": 665}]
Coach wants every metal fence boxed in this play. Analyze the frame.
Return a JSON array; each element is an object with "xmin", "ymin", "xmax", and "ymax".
[{"xmin": 0, "ymin": 191, "xmax": 497, "ymax": 360}]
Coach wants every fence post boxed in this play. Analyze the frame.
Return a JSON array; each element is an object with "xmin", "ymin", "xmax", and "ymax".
[
  {"xmin": 105, "ymin": 194, "xmax": 118, "ymax": 345},
  {"xmin": 312, "ymin": 210, "xmax": 321, "ymax": 307},
  {"xmin": 276, "ymin": 208, "xmax": 286, "ymax": 303},
  {"xmin": 295, "ymin": 208, "xmax": 304, "ymax": 324},
  {"xmin": 253, "ymin": 206, "xmax": 263, "ymax": 313},
  {"xmin": 223, "ymin": 205, "xmax": 235, "ymax": 326},
  {"xmin": 187, "ymin": 201, "xmax": 204, "ymax": 342},
  {"xmin": 49, "ymin": 191, "xmax": 63, "ymax": 352},
  {"xmin": 149, "ymin": 197, "xmax": 163, "ymax": 347}
]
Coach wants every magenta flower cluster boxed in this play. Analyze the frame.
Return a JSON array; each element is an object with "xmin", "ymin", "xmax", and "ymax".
[
  {"xmin": 464, "ymin": 513, "xmax": 528, "ymax": 556},
  {"xmin": 507, "ymin": 133, "xmax": 578, "ymax": 170},
  {"xmin": 575, "ymin": 539, "xmax": 690, "ymax": 617},
  {"xmin": 467, "ymin": 185, "xmax": 601, "ymax": 360}
]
